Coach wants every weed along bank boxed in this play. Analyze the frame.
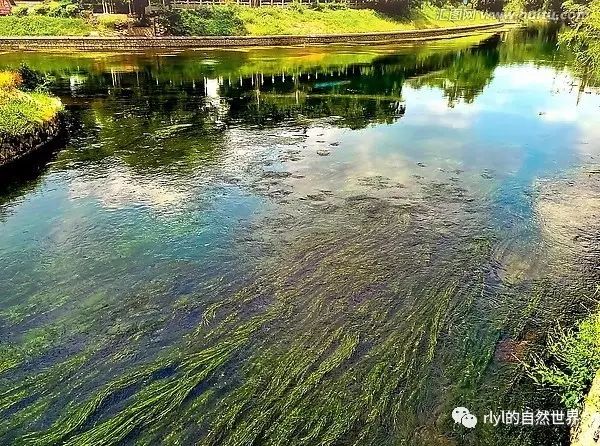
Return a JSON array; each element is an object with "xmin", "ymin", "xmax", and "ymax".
[
  {"xmin": 0, "ymin": 68, "xmax": 63, "ymax": 167},
  {"xmin": 0, "ymin": 23, "xmax": 509, "ymax": 50}
]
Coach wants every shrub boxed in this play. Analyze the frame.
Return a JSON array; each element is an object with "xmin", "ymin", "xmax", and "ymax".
[
  {"xmin": 31, "ymin": 3, "xmax": 50, "ymax": 15},
  {"xmin": 503, "ymin": 0, "xmax": 526, "ymax": 14},
  {"xmin": 158, "ymin": 7, "xmax": 247, "ymax": 36},
  {"xmin": 49, "ymin": 0, "xmax": 80, "ymax": 17},
  {"xmin": 559, "ymin": 0, "xmax": 600, "ymax": 81},
  {"xmin": 64, "ymin": 4, "xmax": 78, "ymax": 16},
  {"xmin": 17, "ymin": 65, "xmax": 49, "ymax": 92},
  {"xmin": 11, "ymin": 5, "xmax": 29, "ymax": 16},
  {"xmin": 311, "ymin": 1, "xmax": 348, "ymax": 12},
  {"xmin": 531, "ymin": 310, "xmax": 600, "ymax": 408},
  {"xmin": 47, "ymin": 2, "xmax": 63, "ymax": 16},
  {"xmin": 287, "ymin": 1, "xmax": 307, "ymax": 12},
  {"xmin": 30, "ymin": 0, "xmax": 79, "ymax": 17},
  {"xmin": 96, "ymin": 13, "xmax": 130, "ymax": 30}
]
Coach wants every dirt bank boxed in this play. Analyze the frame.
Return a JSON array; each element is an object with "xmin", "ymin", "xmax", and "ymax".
[{"xmin": 0, "ymin": 114, "xmax": 64, "ymax": 167}]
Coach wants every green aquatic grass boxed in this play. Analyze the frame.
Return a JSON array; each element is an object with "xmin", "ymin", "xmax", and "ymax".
[
  {"xmin": 2, "ymin": 190, "xmax": 503, "ymax": 446},
  {"xmin": 20, "ymin": 207, "xmax": 487, "ymax": 445},
  {"xmin": 0, "ymin": 352, "xmax": 90, "ymax": 435},
  {"xmin": 0, "ymin": 327, "xmax": 61, "ymax": 374},
  {"xmin": 0, "ymin": 175, "xmax": 582, "ymax": 446},
  {"xmin": 20, "ymin": 313, "xmax": 271, "ymax": 446}
]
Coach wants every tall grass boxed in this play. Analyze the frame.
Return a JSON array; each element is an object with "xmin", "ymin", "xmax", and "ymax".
[
  {"xmin": 530, "ymin": 296, "xmax": 600, "ymax": 408},
  {"xmin": 0, "ymin": 16, "xmax": 93, "ymax": 36},
  {"xmin": 0, "ymin": 70, "xmax": 62, "ymax": 137},
  {"xmin": 237, "ymin": 4, "xmax": 495, "ymax": 35},
  {"xmin": 159, "ymin": 4, "xmax": 497, "ymax": 36}
]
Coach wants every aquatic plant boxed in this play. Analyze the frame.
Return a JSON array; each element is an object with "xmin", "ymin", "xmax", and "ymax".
[
  {"xmin": 530, "ymin": 295, "xmax": 600, "ymax": 408},
  {"xmin": 0, "ymin": 182, "xmax": 522, "ymax": 446}
]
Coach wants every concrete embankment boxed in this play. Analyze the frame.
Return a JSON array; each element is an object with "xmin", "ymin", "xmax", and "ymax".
[
  {"xmin": 0, "ymin": 114, "xmax": 64, "ymax": 168},
  {"xmin": 572, "ymin": 371, "xmax": 600, "ymax": 446},
  {"xmin": 0, "ymin": 22, "xmax": 509, "ymax": 51}
]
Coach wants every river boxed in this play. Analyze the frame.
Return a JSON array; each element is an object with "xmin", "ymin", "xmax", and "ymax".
[{"xmin": 0, "ymin": 25, "xmax": 599, "ymax": 446}]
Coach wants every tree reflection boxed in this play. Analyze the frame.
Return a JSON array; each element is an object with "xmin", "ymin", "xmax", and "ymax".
[{"xmin": 0, "ymin": 27, "xmax": 584, "ymax": 173}]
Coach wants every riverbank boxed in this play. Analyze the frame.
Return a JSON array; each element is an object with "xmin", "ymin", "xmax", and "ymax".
[
  {"xmin": 0, "ymin": 4, "xmax": 497, "ymax": 37},
  {"xmin": 187, "ymin": 3, "xmax": 497, "ymax": 36},
  {"xmin": 0, "ymin": 22, "xmax": 509, "ymax": 51},
  {"xmin": 0, "ymin": 72, "xmax": 63, "ymax": 167},
  {"xmin": 573, "ymin": 370, "xmax": 600, "ymax": 445}
]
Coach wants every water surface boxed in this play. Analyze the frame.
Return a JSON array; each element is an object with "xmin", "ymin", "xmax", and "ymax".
[{"xmin": 1, "ymin": 26, "xmax": 600, "ymax": 445}]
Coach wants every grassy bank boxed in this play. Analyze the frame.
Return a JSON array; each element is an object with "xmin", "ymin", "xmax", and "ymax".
[
  {"xmin": 236, "ymin": 4, "xmax": 496, "ymax": 35},
  {"xmin": 0, "ymin": 15, "xmax": 95, "ymax": 36},
  {"xmin": 531, "ymin": 298, "xmax": 600, "ymax": 409},
  {"xmin": 0, "ymin": 4, "xmax": 497, "ymax": 37},
  {"xmin": 531, "ymin": 304, "xmax": 600, "ymax": 445},
  {"xmin": 0, "ymin": 71, "xmax": 62, "ymax": 136}
]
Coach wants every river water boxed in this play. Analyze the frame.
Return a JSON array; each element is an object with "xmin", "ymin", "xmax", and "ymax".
[{"xmin": 1, "ymin": 25, "xmax": 600, "ymax": 446}]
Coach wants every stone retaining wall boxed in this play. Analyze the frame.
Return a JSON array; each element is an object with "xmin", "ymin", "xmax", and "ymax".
[
  {"xmin": 0, "ymin": 23, "xmax": 507, "ymax": 51},
  {"xmin": 0, "ymin": 115, "xmax": 63, "ymax": 167}
]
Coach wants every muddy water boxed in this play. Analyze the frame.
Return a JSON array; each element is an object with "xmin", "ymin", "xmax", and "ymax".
[{"xmin": 1, "ymin": 25, "xmax": 599, "ymax": 445}]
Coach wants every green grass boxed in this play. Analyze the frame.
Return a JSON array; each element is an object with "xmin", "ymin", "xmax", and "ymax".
[
  {"xmin": 95, "ymin": 13, "xmax": 130, "ymax": 30},
  {"xmin": 237, "ymin": 6, "xmax": 402, "ymax": 35},
  {"xmin": 560, "ymin": 0, "xmax": 600, "ymax": 83},
  {"xmin": 0, "ymin": 89, "xmax": 63, "ymax": 136},
  {"xmin": 0, "ymin": 16, "xmax": 94, "ymax": 36},
  {"xmin": 0, "ymin": 5, "xmax": 497, "ymax": 37},
  {"xmin": 237, "ymin": 4, "xmax": 497, "ymax": 36},
  {"xmin": 530, "ymin": 295, "xmax": 600, "ymax": 408}
]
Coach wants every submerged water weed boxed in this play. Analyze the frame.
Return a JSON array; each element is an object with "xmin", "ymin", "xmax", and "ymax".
[
  {"xmin": 7, "ymin": 182, "xmax": 509, "ymax": 446},
  {"xmin": 528, "ymin": 171, "xmax": 600, "ymax": 409},
  {"xmin": 3, "ymin": 163, "xmax": 585, "ymax": 446},
  {"xmin": 21, "ymin": 316, "xmax": 270, "ymax": 446}
]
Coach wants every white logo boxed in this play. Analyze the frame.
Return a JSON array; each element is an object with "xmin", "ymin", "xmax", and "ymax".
[{"xmin": 452, "ymin": 407, "xmax": 478, "ymax": 429}]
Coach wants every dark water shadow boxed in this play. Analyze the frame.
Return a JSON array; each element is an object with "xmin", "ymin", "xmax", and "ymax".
[{"xmin": 0, "ymin": 125, "xmax": 70, "ymax": 209}]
